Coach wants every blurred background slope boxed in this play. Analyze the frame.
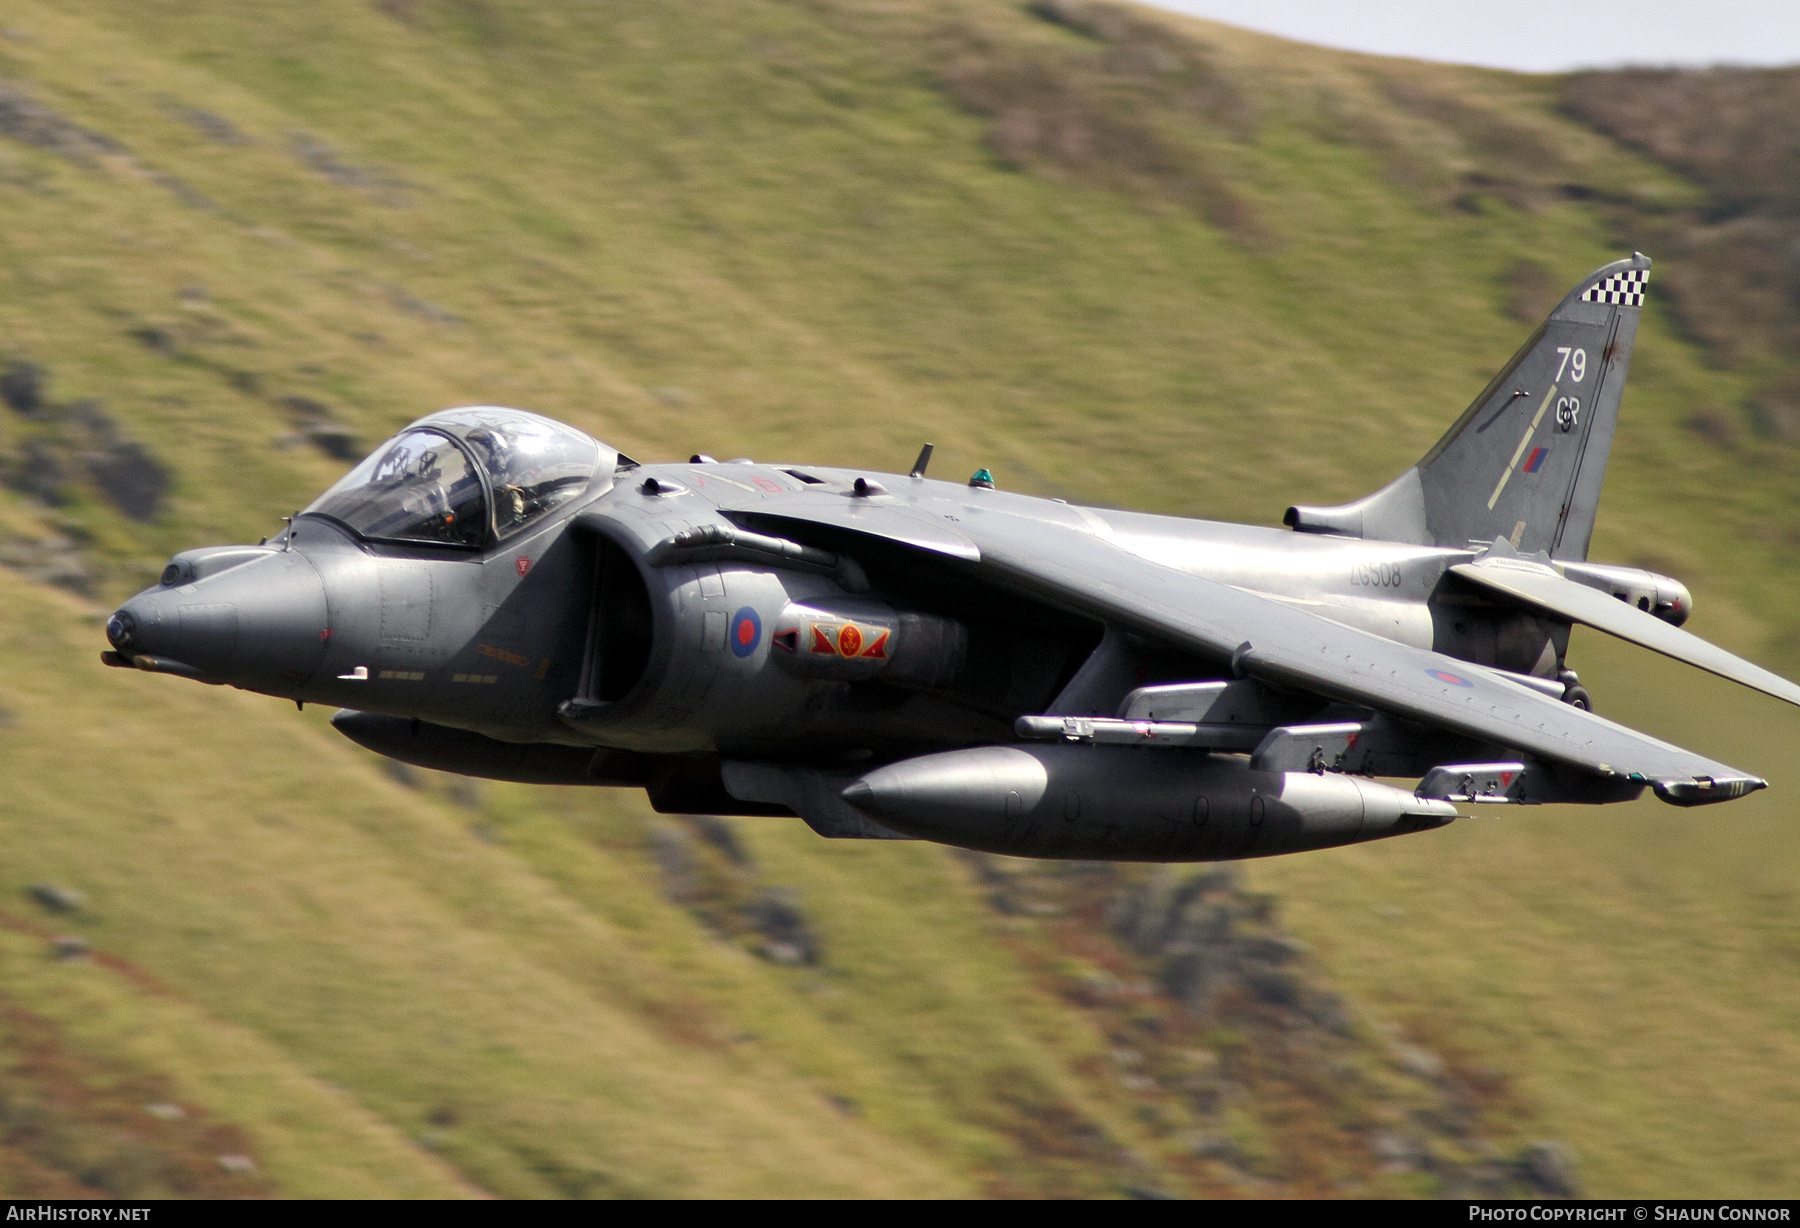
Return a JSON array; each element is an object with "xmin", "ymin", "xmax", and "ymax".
[{"xmin": 0, "ymin": 0, "xmax": 1796, "ymax": 1197}]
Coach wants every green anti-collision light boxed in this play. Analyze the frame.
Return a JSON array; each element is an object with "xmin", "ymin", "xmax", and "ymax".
[{"xmin": 968, "ymin": 468, "xmax": 996, "ymax": 489}]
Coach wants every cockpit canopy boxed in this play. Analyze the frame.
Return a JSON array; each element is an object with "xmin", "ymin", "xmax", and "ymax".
[{"xmin": 305, "ymin": 407, "xmax": 611, "ymax": 548}]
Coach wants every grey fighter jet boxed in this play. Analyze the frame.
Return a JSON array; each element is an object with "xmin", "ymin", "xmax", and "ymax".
[{"xmin": 101, "ymin": 255, "xmax": 1800, "ymax": 861}]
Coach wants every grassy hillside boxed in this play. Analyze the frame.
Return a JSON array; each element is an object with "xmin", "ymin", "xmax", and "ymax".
[{"xmin": 0, "ymin": 0, "xmax": 1796, "ymax": 1197}]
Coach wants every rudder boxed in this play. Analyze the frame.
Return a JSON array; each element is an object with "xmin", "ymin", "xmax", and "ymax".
[{"xmin": 1286, "ymin": 254, "xmax": 1648, "ymax": 560}]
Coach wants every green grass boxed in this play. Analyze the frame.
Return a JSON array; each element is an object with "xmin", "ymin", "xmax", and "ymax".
[
  {"xmin": 0, "ymin": 578, "xmax": 1067, "ymax": 1197},
  {"xmin": 1255, "ymin": 632, "xmax": 1800, "ymax": 1196},
  {"xmin": 0, "ymin": 0, "xmax": 1796, "ymax": 1197}
]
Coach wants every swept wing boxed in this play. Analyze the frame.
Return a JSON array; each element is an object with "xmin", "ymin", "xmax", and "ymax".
[
  {"xmin": 731, "ymin": 491, "xmax": 1762, "ymax": 806},
  {"xmin": 972, "ymin": 513, "xmax": 1761, "ymax": 803}
]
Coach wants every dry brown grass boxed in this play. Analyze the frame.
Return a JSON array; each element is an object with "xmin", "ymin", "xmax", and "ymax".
[
  {"xmin": 1682, "ymin": 405, "xmax": 1739, "ymax": 450},
  {"xmin": 937, "ymin": 1, "xmax": 1266, "ymax": 241},
  {"xmin": 1562, "ymin": 68, "xmax": 1800, "ymax": 381},
  {"xmin": 0, "ymin": 996, "xmax": 271, "ymax": 1198},
  {"xmin": 957, "ymin": 854, "xmax": 1575, "ymax": 1197},
  {"xmin": 1500, "ymin": 258, "xmax": 1561, "ymax": 324},
  {"xmin": 1563, "ymin": 68, "xmax": 1800, "ymax": 216},
  {"xmin": 1381, "ymin": 76, "xmax": 1565, "ymax": 212},
  {"xmin": 1748, "ymin": 372, "xmax": 1800, "ymax": 441}
]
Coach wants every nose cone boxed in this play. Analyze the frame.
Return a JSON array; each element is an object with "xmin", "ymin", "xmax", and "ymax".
[
  {"xmin": 841, "ymin": 746, "xmax": 1051, "ymax": 836},
  {"xmin": 109, "ymin": 548, "xmax": 329, "ymax": 692},
  {"xmin": 104, "ymin": 609, "xmax": 138, "ymax": 652}
]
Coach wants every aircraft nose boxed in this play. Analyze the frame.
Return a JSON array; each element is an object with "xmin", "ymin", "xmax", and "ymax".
[
  {"xmin": 104, "ymin": 609, "xmax": 137, "ymax": 652},
  {"xmin": 107, "ymin": 548, "xmax": 329, "ymax": 690}
]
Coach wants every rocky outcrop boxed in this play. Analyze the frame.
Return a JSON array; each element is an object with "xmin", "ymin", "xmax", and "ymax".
[{"xmin": 962, "ymin": 854, "xmax": 1580, "ymax": 1198}]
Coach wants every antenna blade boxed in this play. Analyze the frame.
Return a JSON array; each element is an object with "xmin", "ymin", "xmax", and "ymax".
[{"xmin": 909, "ymin": 442, "xmax": 934, "ymax": 479}]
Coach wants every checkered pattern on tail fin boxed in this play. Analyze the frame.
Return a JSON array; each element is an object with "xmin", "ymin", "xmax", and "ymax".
[{"xmin": 1581, "ymin": 267, "xmax": 1647, "ymax": 308}]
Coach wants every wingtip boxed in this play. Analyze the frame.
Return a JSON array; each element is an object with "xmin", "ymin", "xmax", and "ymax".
[{"xmin": 1652, "ymin": 775, "xmax": 1768, "ymax": 807}]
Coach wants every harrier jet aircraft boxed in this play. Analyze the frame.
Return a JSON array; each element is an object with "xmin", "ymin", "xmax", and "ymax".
[{"xmin": 101, "ymin": 255, "xmax": 1800, "ymax": 860}]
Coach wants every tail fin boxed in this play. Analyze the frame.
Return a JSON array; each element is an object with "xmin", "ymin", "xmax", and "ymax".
[{"xmin": 1285, "ymin": 254, "xmax": 1648, "ymax": 561}]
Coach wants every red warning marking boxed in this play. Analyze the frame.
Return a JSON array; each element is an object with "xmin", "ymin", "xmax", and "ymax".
[
  {"xmin": 837, "ymin": 624, "xmax": 863, "ymax": 658},
  {"xmin": 860, "ymin": 629, "xmax": 890, "ymax": 659},
  {"xmin": 319, "ymin": 628, "xmax": 334, "ymax": 640},
  {"xmin": 516, "ymin": 556, "xmax": 531, "ymax": 576},
  {"xmin": 752, "ymin": 477, "xmax": 782, "ymax": 493},
  {"xmin": 811, "ymin": 625, "xmax": 838, "ymax": 654},
  {"xmin": 774, "ymin": 629, "xmax": 798, "ymax": 653}
]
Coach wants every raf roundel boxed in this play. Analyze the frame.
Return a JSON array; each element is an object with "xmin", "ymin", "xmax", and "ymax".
[
  {"xmin": 730, "ymin": 607, "xmax": 762, "ymax": 658},
  {"xmin": 1426, "ymin": 668, "xmax": 1475, "ymax": 688}
]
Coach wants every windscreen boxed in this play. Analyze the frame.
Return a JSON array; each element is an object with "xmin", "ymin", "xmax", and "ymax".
[{"xmin": 305, "ymin": 429, "xmax": 488, "ymax": 547}]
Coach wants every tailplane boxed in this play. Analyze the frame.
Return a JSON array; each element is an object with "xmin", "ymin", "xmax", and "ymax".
[{"xmin": 1286, "ymin": 254, "xmax": 1649, "ymax": 560}]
